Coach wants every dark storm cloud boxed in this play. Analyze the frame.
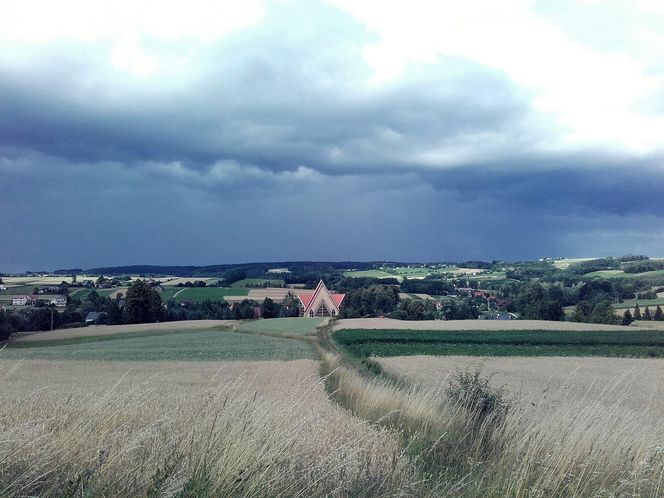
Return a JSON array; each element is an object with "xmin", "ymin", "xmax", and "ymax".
[
  {"xmin": 424, "ymin": 157, "xmax": 664, "ymax": 217},
  {"xmin": 1, "ymin": 0, "xmax": 663, "ymax": 271}
]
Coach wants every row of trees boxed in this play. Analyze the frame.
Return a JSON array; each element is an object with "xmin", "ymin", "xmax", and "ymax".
[{"xmin": 622, "ymin": 305, "xmax": 664, "ymax": 324}]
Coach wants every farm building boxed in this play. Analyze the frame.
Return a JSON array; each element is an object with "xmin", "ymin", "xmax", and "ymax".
[
  {"xmin": 296, "ymin": 280, "xmax": 345, "ymax": 317},
  {"xmin": 50, "ymin": 296, "xmax": 67, "ymax": 307},
  {"xmin": 12, "ymin": 296, "xmax": 36, "ymax": 306}
]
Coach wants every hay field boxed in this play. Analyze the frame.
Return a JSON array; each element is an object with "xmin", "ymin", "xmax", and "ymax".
[
  {"xmin": 334, "ymin": 317, "xmax": 647, "ymax": 331},
  {"xmin": 0, "ymin": 359, "xmax": 417, "ymax": 497},
  {"xmin": 378, "ymin": 355, "xmax": 664, "ymax": 425}
]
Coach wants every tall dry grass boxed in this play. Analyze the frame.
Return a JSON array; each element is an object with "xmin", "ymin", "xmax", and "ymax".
[
  {"xmin": 320, "ymin": 352, "xmax": 664, "ymax": 497},
  {"xmin": 0, "ymin": 359, "xmax": 421, "ymax": 497}
]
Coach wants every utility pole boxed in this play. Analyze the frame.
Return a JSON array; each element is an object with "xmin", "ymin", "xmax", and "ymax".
[{"xmin": 50, "ymin": 307, "xmax": 54, "ymax": 332}]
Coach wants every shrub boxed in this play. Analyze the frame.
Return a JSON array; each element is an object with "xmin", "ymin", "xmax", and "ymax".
[{"xmin": 445, "ymin": 364, "xmax": 508, "ymax": 421}]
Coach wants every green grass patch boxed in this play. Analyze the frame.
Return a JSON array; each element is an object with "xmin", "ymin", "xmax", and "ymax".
[
  {"xmin": 584, "ymin": 270, "xmax": 664, "ymax": 279},
  {"xmin": 343, "ymin": 270, "xmax": 400, "ymax": 280},
  {"xmin": 236, "ymin": 317, "xmax": 325, "ymax": 337},
  {"xmin": 230, "ymin": 278, "xmax": 285, "ymax": 288},
  {"xmin": 4, "ymin": 328, "xmax": 314, "ymax": 361},
  {"xmin": 0, "ymin": 285, "xmax": 37, "ymax": 296},
  {"xmin": 334, "ymin": 328, "xmax": 664, "ymax": 358}
]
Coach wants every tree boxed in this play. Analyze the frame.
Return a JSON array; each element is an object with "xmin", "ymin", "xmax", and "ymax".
[
  {"xmin": 633, "ymin": 304, "xmax": 642, "ymax": 321},
  {"xmin": 589, "ymin": 300, "xmax": 620, "ymax": 325},
  {"xmin": 655, "ymin": 306, "xmax": 663, "ymax": 321},
  {"xmin": 123, "ymin": 280, "xmax": 164, "ymax": 324},
  {"xmin": 0, "ymin": 309, "xmax": 15, "ymax": 340},
  {"xmin": 280, "ymin": 292, "xmax": 300, "ymax": 317},
  {"xmin": 260, "ymin": 297, "xmax": 279, "ymax": 319},
  {"xmin": 643, "ymin": 307, "xmax": 652, "ymax": 321},
  {"xmin": 621, "ymin": 309, "xmax": 633, "ymax": 326}
]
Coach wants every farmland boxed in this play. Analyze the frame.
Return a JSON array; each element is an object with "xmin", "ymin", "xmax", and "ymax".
[
  {"xmin": 611, "ymin": 295, "xmax": 664, "ymax": 309},
  {"xmin": 5, "ymin": 325, "xmax": 314, "ymax": 361},
  {"xmin": 0, "ymin": 355, "xmax": 412, "ymax": 497},
  {"xmin": 343, "ymin": 269, "xmax": 399, "ymax": 280},
  {"xmin": 377, "ymin": 355, "xmax": 664, "ymax": 421},
  {"xmin": 158, "ymin": 286, "xmax": 249, "ymax": 303},
  {"xmin": 342, "ymin": 265, "xmax": 493, "ymax": 283},
  {"xmin": 230, "ymin": 278, "xmax": 285, "ymax": 287},
  {"xmin": 583, "ymin": 269, "xmax": 664, "ymax": 278},
  {"xmin": 334, "ymin": 327, "xmax": 664, "ymax": 358},
  {"xmin": 4, "ymin": 317, "xmax": 664, "ymax": 495}
]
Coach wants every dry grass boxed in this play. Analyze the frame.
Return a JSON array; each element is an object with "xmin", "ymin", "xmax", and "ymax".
[
  {"xmin": 222, "ymin": 288, "xmax": 294, "ymax": 304},
  {"xmin": 10, "ymin": 320, "xmax": 237, "ymax": 343},
  {"xmin": 0, "ymin": 359, "xmax": 421, "ymax": 497},
  {"xmin": 247, "ymin": 288, "xmax": 295, "ymax": 300},
  {"xmin": 378, "ymin": 355, "xmax": 664, "ymax": 426},
  {"xmin": 320, "ymin": 351, "xmax": 664, "ymax": 496},
  {"xmin": 334, "ymin": 318, "xmax": 650, "ymax": 331}
]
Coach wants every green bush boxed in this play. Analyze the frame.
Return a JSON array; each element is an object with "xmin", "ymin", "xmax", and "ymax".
[{"xmin": 445, "ymin": 365, "xmax": 508, "ymax": 421}]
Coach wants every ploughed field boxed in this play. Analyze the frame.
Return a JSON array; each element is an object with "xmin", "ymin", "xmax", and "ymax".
[{"xmin": 335, "ymin": 328, "xmax": 664, "ymax": 357}]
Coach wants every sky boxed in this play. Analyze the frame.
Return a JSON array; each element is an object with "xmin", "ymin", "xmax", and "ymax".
[{"xmin": 1, "ymin": 0, "xmax": 663, "ymax": 271}]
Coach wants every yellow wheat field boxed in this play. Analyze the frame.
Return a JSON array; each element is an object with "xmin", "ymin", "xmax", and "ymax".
[
  {"xmin": 377, "ymin": 355, "xmax": 664, "ymax": 427},
  {"xmin": 0, "ymin": 358, "xmax": 420, "ymax": 497}
]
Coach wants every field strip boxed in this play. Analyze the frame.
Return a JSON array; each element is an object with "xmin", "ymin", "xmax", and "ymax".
[
  {"xmin": 11, "ymin": 320, "xmax": 237, "ymax": 343},
  {"xmin": 333, "ymin": 318, "xmax": 651, "ymax": 331},
  {"xmin": 377, "ymin": 354, "xmax": 664, "ymax": 426}
]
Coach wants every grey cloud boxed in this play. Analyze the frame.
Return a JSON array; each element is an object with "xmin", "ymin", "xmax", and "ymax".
[{"xmin": 0, "ymin": 1, "xmax": 539, "ymax": 177}]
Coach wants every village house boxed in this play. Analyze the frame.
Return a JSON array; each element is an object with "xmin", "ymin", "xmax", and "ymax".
[
  {"xmin": 50, "ymin": 296, "xmax": 67, "ymax": 307},
  {"xmin": 12, "ymin": 295, "xmax": 36, "ymax": 306},
  {"xmin": 296, "ymin": 280, "xmax": 345, "ymax": 318}
]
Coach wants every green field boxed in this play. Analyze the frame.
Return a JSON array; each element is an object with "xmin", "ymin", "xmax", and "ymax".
[
  {"xmin": 236, "ymin": 317, "xmax": 325, "ymax": 337},
  {"xmin": 4, "ymin": 327, "xmax": 314, "ymax": 361},
  {"xmin": 612, "ymin": 297, "xmax": 664, "ymax": 310},
  {"xmin": 230, "ymin": 278, "xmax": 285, "ymax": 288},
  {"xmin": 0, "ymin": 285, "xmax": 38, "ymax": 296},
  {"xmin": 343, "ymin": 270, "xmax": 400, "ymax": 280},
  {"xmin": 584, "ymin": 270, "xmax": 664, "ymax": 279},
  {"xmin": 159, "ymin": 286, "xmax": 249, "ymax": 303},
  {"xmin": 334, "ymin": 328, "xmax": 664, "ymax": 358}
]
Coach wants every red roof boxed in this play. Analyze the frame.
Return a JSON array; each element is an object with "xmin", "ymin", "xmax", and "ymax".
[
  {"xmin": 297, "ymin": 292, "xmax": 314, "ymax": 309},
  {"xmin": 295, "ymin": 280, "xmax": 345, "ymax": 311},
  {"xmin": 297, "ymin": 292, "xmax": 345, "ymax": 307}
]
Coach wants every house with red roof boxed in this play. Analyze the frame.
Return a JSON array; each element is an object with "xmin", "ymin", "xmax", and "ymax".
[{"xmin": 296, "ymin": 280, "xmax": 345, "ymax": 318}]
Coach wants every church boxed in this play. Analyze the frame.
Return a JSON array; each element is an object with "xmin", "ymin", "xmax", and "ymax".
[{"xmin": 296, "ymin": 280, "xmax": 345, "ymax": 317}]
